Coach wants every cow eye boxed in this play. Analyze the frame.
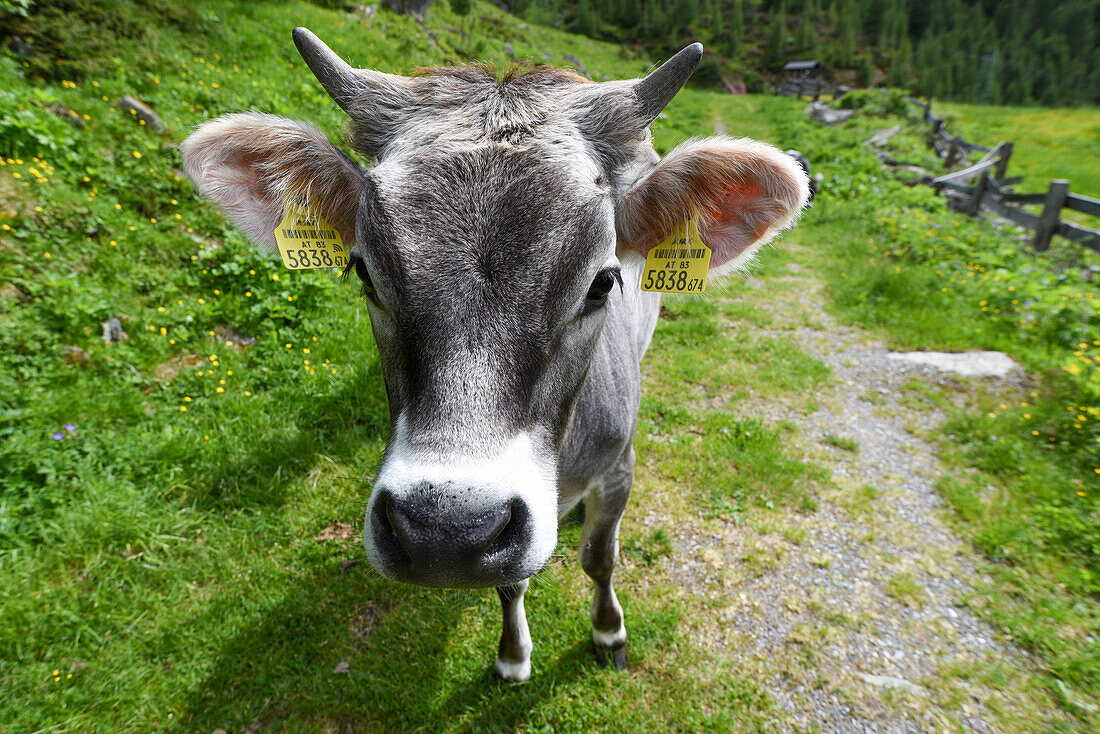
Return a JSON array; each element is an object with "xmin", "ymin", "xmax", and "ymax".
[
  {"xmin": 341, "ymin": 254, "xmax": 375, "ymax": 297},
  {"xmin": 585, "ymin": 267, "xmax": 622, "ymax": 308}
]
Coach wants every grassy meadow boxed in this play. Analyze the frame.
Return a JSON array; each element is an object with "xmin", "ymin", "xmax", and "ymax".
[
  {"xmin": 935, "ymin": 101, "xmax": 1100, "ymax": 197},
  {"xmin": 1, "ymin": 0, "xmax": 1098, "ymax": 731}
]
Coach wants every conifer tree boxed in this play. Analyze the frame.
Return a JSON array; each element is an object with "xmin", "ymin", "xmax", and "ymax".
[
  {"xmin": 765, "ymin": 9, "xmax": 787, "ymax": 65},
  {"xmin": 728, "ymin": 0, "xmax": 744, "ymax": 56}
]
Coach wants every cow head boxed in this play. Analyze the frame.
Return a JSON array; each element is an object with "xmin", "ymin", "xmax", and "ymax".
[{"xmin": 182, "ymin": 29, "xmax": 808, "ymax": 589}]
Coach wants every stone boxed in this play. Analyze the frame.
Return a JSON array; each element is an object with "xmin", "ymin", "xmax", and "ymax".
[
  {"xmin": 62, "ymin": 345, "xmax": 90, "ymax": 366},
  {"xmin": 113, "ymin": 95, "xmax": 165, "ymax": 134},
  {"xmin": 886, "ymin": 351, "xmax": 1020, "ymax": 378},
  {"xmin": 47, "ymin": 103, "xmax": 85, "ymax": 129},
  {"xmin": 0, "ymin": 171, "xmax": 33, "ymax": 220},
  {"xmin": 0, "ymin": 283, "xmax": 27, "ymax": 302},
  {"xmin": 809, "ymin": 101, "xmax": 853, "ymax": 126},
  {"xmin": 101, "ymin": 317, "xmax": 129, "ymax": 344},
  {"xmin": 152, "ymin": 353, "xmax": 205, "ymax": 381},
  {"xmin": 866, "ymin": 125, "xmax": 900, "ymax": 148},
  {"xmin": 7, "ymin": 36, "xmax": 35, "ymax": 57},
  {"xmin": 857, "ymin": 672, "xmax": 926, "ymax": 697},
  {"xmin": 214, "ymin": 325, "xmax": 257, "ymax": 350},
  {"xmin": 381, "ymin": 0, "xmax": 431, "ymax": 20},
  {"xmin": 503, "ymin": 43, "xmax": 515, "ymax": 61}
]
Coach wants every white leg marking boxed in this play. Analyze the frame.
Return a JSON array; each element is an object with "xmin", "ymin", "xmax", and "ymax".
[
  {"xmin": 493, "ymin": 657, "xmax": 532, "ymax": 682},
  {"xmin": 496, "ymin": 592, "xmax": 533, "ymax": 682},
  {"xmin": 591, "ymin": 589, "xmax": 627, "ymax": 648}
]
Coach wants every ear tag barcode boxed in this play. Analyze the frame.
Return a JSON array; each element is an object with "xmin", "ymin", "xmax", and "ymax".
[
  {"xmin": 273, "ymin": 203, "xmax": 348, "ymax": 270},
  {"xmin": 641, "ymin": 212, "xmax": 711, "ymax": 293}
]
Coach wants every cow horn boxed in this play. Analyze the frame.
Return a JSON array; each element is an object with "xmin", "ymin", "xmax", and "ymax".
[
  {"xmin": 634, "ymin": 43, "xmax": 704, "ymax": 125},
  {"xmin": 292, "ymin": 27, "xmax": 365, "ymax": 113},
  {"xmin": 294, "ymin": 27, "xmax": 412, "ymax": 118}
]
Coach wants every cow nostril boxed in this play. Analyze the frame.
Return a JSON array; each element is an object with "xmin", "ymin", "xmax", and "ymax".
[
  {"xmin": 371, "ymin": 489, "xmax": 408, "ymax": 563},
  {"xmin": 484, "ymin": 499, "xmax": 526, "ymax": 561}
]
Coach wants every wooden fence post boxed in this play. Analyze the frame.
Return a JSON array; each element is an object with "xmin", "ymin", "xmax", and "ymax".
[
  {"xmin": 968, "ymin": 173, "xmax": 989, "ymax": 216},
  {"xmin": 1032, "ymin": 179, "xmax": 1070, "ymax": 251},
  {"xmin": 995, "ymin": 142, "xmax": 1013, "ymax": 182}
]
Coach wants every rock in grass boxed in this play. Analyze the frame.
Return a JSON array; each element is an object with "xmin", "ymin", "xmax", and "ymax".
[
  {"xmin": 102, "ymin": 317, "xmax": 129, "ymax": 344},
  {"xmin": 0, "ymin": 283, "xmax": 27, "ymax": 302},
  {"xmin": 886, "ymin": 351, "xmax": 1020, "ymax": 378},
  {"xmin": 0, "ymin": 171, "xmax": 34, "ymax": 219},
  {"xmin": 113, "ymin": 95, "xmax": 165, "ymax": 134},
  {"xmin": 214, "ymin": 325, "xmax": 257, "ymax": 351},
  {"xmin": 62, "ymin": 345, "xmax": 90, "ymax": 366},
  {"xmin": 866, "ymin": 125, "xmax": 901, "ymax": 148},
  {"xmin": 809, "ymin": 101, "xmax": 853, "ymax": 126},
  {"xmin": 46, "ymin": 103, "xmax": 85, "ymax": 129}
]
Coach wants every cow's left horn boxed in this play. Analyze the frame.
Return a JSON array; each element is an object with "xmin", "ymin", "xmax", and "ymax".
[{"xmin": 634, "ymin": 43, "xmax": 703, "ymax": 126}]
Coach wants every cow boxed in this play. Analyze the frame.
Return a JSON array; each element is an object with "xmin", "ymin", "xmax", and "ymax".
[{"xmin": 182, "ymin": 28, "xmax": 809, "ymax": 681}]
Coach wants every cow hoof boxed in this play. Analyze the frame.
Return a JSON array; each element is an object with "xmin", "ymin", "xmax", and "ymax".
[
  {"xmin": 594, "ymin": 642, "xmax": 627, "ymax": 671},
  {"xmin": 493, "ymin": 656, "xmax": 531, "ymax": 682}
]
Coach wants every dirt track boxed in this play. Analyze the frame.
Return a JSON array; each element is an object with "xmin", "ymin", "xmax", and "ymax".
[{"xmin": 630, "ymin": 250, "xmax": 1064, "ymax": 732}]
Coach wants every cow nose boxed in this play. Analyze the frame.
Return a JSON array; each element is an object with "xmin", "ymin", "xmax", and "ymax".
[{"xmin": 370, "ymin": 488, "xmax": 526, "ymax": 584}]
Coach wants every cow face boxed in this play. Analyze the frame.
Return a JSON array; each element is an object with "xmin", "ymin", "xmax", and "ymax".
[{"xmin": 182, "ymin": 30, "xmax": 808, "ymax": 589}]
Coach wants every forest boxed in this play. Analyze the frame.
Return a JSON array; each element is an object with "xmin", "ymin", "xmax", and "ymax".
[{"xmin": 507, "ymin": 0, "xmax": 1100, "ymax": 106}]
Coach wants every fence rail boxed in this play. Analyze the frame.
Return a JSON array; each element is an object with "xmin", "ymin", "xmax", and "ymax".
[{"xmin": 777, "ymin": 76, "xmax": 842, "ymax": 101}]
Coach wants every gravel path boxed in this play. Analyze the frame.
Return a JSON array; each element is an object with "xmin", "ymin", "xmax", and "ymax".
[{"xmin": 632, "ymin": 261, "xmax": 1064, "ymax": 732}]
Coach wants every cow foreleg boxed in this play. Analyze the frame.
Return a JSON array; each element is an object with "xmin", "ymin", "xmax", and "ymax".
[
  {"xmin": 493, "ymin": 579, "xmax": 532, "ymax": 681},
  {"xmin": 580, "ymin": 449, "xmax": 632, "ymax": 670}
]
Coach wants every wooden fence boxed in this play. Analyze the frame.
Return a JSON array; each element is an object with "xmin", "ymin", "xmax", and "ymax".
[
  {"xmin": 777, "ymin": 76, "xmax": 842, "ymax": 101},
  {"xmin": 915, "ymin": 100, "xmax": 1100, "ymax": 253}
]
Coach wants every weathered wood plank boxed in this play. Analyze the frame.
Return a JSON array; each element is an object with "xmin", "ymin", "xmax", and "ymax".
[
  {"xmin": 1000, "ymin": 192, "xmax": 1048, "ymax": 205},
  {"xmin": 1065, "ymin": 193, "xmax": 1100, "ymax": 218},
  {"xmin": 981, "ymin": 195, "xmax": 1041, "ymax": 230},
  {"xmin": 932, "ymin": 157, "xmax": 998, "ymax": 186},
  {"xmin": 967, "ymin": 173, "xmax": 989, "ymax": 216},
  {"xmin": 1058, "ymin": 221, "xmax": 1100, "ymax": 253},
  {"xmin": 994, "ymin": 142, "xmax": 1013, "ymax": 181},
  {"xmin": 939, "ymin": 180, "xmax": 976, "ymax": 194},
  {"xmin": 1032, "ymin": 180, "xmax": 1070, "ymax": 251}
]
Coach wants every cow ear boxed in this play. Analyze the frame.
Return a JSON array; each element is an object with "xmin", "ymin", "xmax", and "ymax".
[
  {"xmin": 617, "ymin": 137, "xmax": 809, "ymax": 276},
  {"xmin": 182, "ymin": 112, "xmax": 366, "ymax": 251}
]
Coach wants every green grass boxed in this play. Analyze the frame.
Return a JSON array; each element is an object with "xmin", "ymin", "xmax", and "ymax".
[
  {"xmin": 822, "ymin": 434, "xmax": 860, "ymax": 452},
  {"xmin": 885, "ymin": 572, "xmax": 926, "ymax": 608},
  {"xmin": 2, "ymin": 0, "xmax": 1099, "ymax": 729},
  {"xmin": 0, "ymin": 1, "xmax": 818, "ymax": 731}
]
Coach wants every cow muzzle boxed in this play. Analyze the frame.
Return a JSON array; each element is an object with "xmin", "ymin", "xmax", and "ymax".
[
  {"xmin": 363, "ymin": 431, "xmax": 558, "ymax": 588},
  {"xmin": 369, "ymin": 486, "xmax": 533, "ymax": 586}
]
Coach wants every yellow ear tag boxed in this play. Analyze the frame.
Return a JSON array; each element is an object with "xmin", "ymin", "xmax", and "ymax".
[
  {"xmin": 640, "ymin": 212, "xmax": 711, "ymax": 293},
  {"xmin": 273, "ymin": 203, "xmax": 348, "ymax": 270}
]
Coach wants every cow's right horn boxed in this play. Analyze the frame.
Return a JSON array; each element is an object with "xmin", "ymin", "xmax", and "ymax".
[
  {"xmin": 634, "ymin": 43, "xmax": 704, "ymax": 126},
  {"xmin": 292, "ymin": 27, "xmax": 410, "ymax": 116}
]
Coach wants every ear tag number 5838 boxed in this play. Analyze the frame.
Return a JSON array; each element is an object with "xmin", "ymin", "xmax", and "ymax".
[
  {"xmin": 273, "ymin": 203, "xmax": 348, "ymax": 270},
  {"xmin": 641, "ymin": 212, "xmax": 711, "ymax": 293}
]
